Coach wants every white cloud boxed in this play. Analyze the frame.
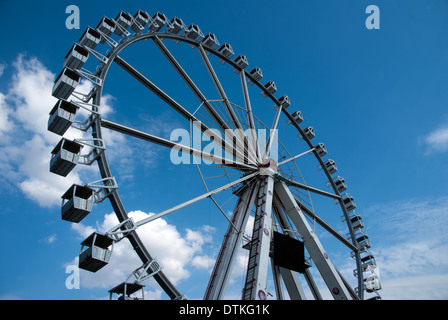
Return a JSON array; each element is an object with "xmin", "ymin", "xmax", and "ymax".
[
  {"xmin": 0, "ymin": 55, "xmax": 120, "ymax": 207},
  {"xmin": 191, "ymin": 255, "xmax": 215, "ymax": 270},
  {"xmin": 366, "ymin": 197, "xmax": 448, "ymax": 299},
  {"xmin": 0, "ymin": 54, "xmax": 84, "ymax": 207},
  {"xmin": 422, "ymin": 125, "xmax": 448, "ymax": 154},
  {"xmin": 41, "ymin": 233, "xmax": 57, "ymax": 244},
  {"xmin": 8, "ymin": 55, "xmax": 57, "ymax": 134},
  {"xmin": 0, "ymin": 54, "xmax": 177, "ymax": 208},
  {"xmin": 380, "ymin": 274, "xmax": 448, "ymax": 300}
]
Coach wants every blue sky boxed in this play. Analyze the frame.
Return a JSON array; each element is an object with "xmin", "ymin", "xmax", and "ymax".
[{"xmin": 0, "ymin": 0, "xmax": 448, "ymax": 300}]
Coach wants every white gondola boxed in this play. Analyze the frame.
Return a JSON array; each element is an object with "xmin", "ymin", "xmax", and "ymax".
[
  {"xmin": 314, "ymin": 143, "xmax": 327, "ymax": 157},
  {"xmin": 97, "ymin": 17, "xmax": 116, "ymax": 44},
  {"xmin": 48, "ymin": 100, "xmax": 79, "ymax": 136},
  {"xmin": 131, "ymin": 10, "xmax": 149, "ymax": 32},
  {"xmin": 52, "ymin": 68, "xmax": 81, "ymax": 100},
  {"xmin": 202, "ymin": 33, "xmax": 219, "ymax": 48},
  {"xmin": 63, "ymin": 44, "xmax": 89, "ymax": 70},
  {"xmin": 364, "ymin": 264, "xmax": 381, "ymax": 293},
  {"xmin": 349, "ymin": 212, "xmax": 364, "ymax": 230},
  {"xmin": 358, "ymin": 248, "xmax": 376, "ymax": 269},
  {"xmin": 290, "ymin": 110, "xmax": 303, "ymax": 124},
  {"xmin": 149, "ymin": 12, "xmax": 167, "ymax": 32},
  {"xmin": 361, "ymin": 254, "xmax": 375, "ymax": 267},
  {"xmin": 61, "ymin": 184, "xmax": 95, "ymax": 223},
  {"xmin": 184, "ymin": 24, "xmax": 202, "ymax": 40},
  {"xmin": 261, "ymin": 81, "xmax": 277, "ymax": 97},
  {"xmin": 333, "ymin": 176, "xmax": 347, "ymax": 192},
  {"xmin": 249, "ymin": 67, "xmax": 263, "ymax": 83},
  {"xmin": 355, "ymin": 230, "xmax": 371, "ymax": 249},
  {"xmin": 324, "ymin": 159, "xmax": 338, "ymax": 174},
  {"xmin": 114, "ymin": 11, "xmax": 132, "ymax": 36},
  {"xmin": 50, "ymin": 138, "xmax": 83, "ymax": 177},
  {"xmin": 79, "ymin": 232, "xmax": 113, "ymax": 272},
  {"xmin": 365, "ymin": 275, "xmax": 381, "ymax": 293},
  {"xmin": 78, "ymin": 27, "xmax": 101, "ymax": 50},
  {"xmin": 342, "ymin": 193, "xmax": 356, "ymax": 212},
  {"xmin": 278, "ymin": 95, "xmax": 291, "ymax": 108},
  {"xmin": 218, "ymin": 43, "xmax": 234, "ymax": 58},
  {"xmin": 166, "ymin": 17, "xmax": 184, "ymax": 34},
  {"xmin": 303, "ymin": 126, "xmax": 315, "ymax": 140},
  {"xmin": 234, "ymin": 55, "xmax": 249, "ymax": 69},
  {"xmin": 109, "ymin": 282, "xmax": 145, "ymax": 300}
]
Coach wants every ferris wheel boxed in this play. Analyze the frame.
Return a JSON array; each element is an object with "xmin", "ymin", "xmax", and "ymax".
[{"xmin": 48, "ymin": 10, "xmax": 381, "ymax": 300}]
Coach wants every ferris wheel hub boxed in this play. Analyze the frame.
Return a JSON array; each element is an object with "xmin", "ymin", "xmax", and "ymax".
[{"xmin": 258, "ymin": 158, "xmax": 278, "ymax": 176}]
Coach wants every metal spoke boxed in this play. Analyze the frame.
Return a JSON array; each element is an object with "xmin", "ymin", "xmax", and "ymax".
[
  {"xmin": 152, "ymin": 36, "xmax": 230, "ymax": 133},
  {"xmin": 192, "ymin": 155, "xmax": 238, "ymax": 231},
  {"xmin": 240, "ymin": 70, "xmax": 261, "ymax": 162},
  {"xmin": 153, "ymin": 37, "xmax": 256, "ymax": 165},
  {"xmin": 114, "ymin": 55, "xmax": 198, "ymax": 123},
  {"xmin": 263, "ymin": 105, "xmax": 282, "ymax": 159},
  {"xmin": 114, "ymin": 55, "xmax": 254, "ymax": 166},
  {"xmin": 278, "ymin": 175, "xmax": 341, "ymax": 200},
  {"xmin": 134, "ymin": 172, "xmax": 259, "ymax": 228},
  {"xmin": 293, "ymin": 196, "xmax": 357, "ymax": 251},
  {"xmin": 100, "ymin": 118, "xmax": 257, "ymax": 171},
  {"xmin": 197, "ymin": 44, "xmax": 244, "ymax": 131},
  {"xmin": 278, "ymin": 148, "xmax": 315, "ymax": 166},
  {"xmin": 197, "ymin": 45, "xmax": 257, "ymax": 164}
]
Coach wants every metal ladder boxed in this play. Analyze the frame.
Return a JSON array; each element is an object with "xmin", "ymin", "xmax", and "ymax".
[{"xmin": 242, "ymin": 176, "xmax": 274, "ymax": 300}]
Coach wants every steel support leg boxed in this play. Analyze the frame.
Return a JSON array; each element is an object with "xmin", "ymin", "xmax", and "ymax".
[
  {"xmin": 242, "ymin": 175, "xmax": 275, "ymax": 300},
  {"xmin": 279, "ymin": 267, "xmax": 307, "ymax": 300},
  {"xmin": 271, "ymin": 263, "xmax": 285, "ymax": 300},
  {"xmin": 274, "ymin": 181, "xmax": 353, "ymax": 300},
  {"xmin": 303, "ymin": 268, "xmax": 323, "ymax": 300}
]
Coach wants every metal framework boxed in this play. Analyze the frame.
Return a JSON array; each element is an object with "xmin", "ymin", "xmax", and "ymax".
[{"xmin": 48, "ymin": 10, "xmax": 381, "ymax": 300}]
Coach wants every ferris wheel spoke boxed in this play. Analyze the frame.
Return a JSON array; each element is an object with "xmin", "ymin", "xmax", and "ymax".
[
  {"xmin": 100, "ymin": 118, "xmax": 257, "ymax": 171},
  {"xmin": 293, "ymin": 196, "xmax": 357, "ymax": 251},
  {"xmin": 278, "ymin": 175, "xmax": 341, "ymax": 201},
  {"xmin": 152, "ymin": 36, "xmax": 231, "ymax": 133},
  {"xmin": 278, "ymin": 148, "xmax": 316, "ymax": 167},
  {"xmin": 153, "ymin": 36, "xmax": 257, "ymax": 165},
  {"xmin": 191, "ymin": 155, "xmax": 239, "ymax": 231},
  {"xmin": 262, "ymin": 104, "xmax": 282, "ymax": 159},
  {"xmin": 197, "ymin": 44, "xmax": 244, "ymax": 130},
  {"xmin": 240, "ymin": 70, "xmax": 261, "ymax": 162},
  {"xmin": 133, "ymin": 172, "xmax": 259, "ymax": 228},
  {"xmin": 113, "ymin": 54, "xmax": 256, "ymax": 166},
  {"xmin": 114, "ymin": 55, "xmax": 194, "ymax": 122}
]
